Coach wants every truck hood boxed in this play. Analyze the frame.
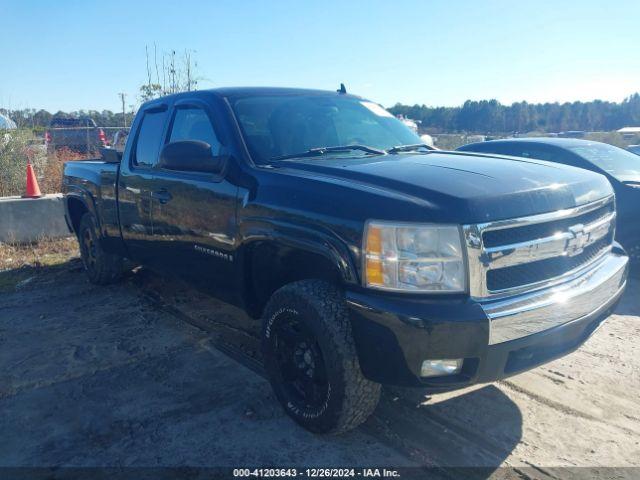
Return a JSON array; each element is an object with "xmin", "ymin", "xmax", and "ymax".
[{"xmin": 278, "ymin": 151, "xmax": 613, "ymax": 223}]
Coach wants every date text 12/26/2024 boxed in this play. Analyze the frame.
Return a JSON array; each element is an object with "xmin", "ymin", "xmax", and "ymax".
[{"xmin": 233, "ymin": 468, "xmax": 401, "ymax": 478}]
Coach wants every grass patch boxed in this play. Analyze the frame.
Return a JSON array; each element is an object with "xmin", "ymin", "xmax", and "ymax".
[{"xmin": 0, "ymin": 237, "xmax": 79, "ymax": 292}]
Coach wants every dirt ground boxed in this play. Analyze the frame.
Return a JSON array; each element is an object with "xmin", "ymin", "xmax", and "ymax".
[{"xmin": 0, "ymin": 242, "xmax": 639, "ymax": 478}]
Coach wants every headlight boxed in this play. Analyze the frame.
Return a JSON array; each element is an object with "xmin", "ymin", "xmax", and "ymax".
[{"xmin": 363, "ymin": 221, "xmax": 466, "ymax": 292}]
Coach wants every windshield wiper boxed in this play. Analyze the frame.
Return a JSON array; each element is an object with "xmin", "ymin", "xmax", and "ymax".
[
  {"xmin": 271, "ymin": 144, "xmax": 386, "ymax": 161},
  {"xmin": 386, "ymin": 143, "xmax": 436, "ymax": 154}
]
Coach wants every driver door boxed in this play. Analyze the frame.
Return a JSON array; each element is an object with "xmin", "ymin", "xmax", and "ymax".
[{"xmin": 147, "ymin": 99, "xmax": 240, "ymax": 302}]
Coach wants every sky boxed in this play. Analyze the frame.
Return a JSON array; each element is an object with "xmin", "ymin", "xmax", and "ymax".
[{"xmin": 1, "ymin": 0, "xmax": 640, "ymax": 112}]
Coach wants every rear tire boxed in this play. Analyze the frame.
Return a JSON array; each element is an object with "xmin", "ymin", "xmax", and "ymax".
[
  {"xmin": 77, "ymin": 213, "xmax": 123, "ymax": 285},
  {"xmin": 262, "ymin": 280, "xmax": 381, "ymax": 434}
]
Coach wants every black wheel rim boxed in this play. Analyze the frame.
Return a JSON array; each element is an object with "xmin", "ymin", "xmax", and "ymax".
[
  {"xmin": 82, "ymin": 228, "xmax": 97, "ymax": 271},
  {"xmin": 272, "ymin": 315, "xmax": 329, "ymax": 411}
]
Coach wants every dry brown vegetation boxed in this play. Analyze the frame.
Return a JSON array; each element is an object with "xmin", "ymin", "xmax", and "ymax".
[
  {"xmin": 0, "ymin": 132, "xmax": 92, "ymax": 197},
  {"xmin": 39, "ymin": 156, "xmax": 65, "ymax": 194},
  {"xmin": 38, "ymin": 147, "xmax": 92, "ymax": 194},
  {"xmin": 0, "ymin": 237, "xmax": 80, "ymax": 292},
  {"xmin": 0, "ymin": 237, "xmax": 79, "ymax": 271},
  {"xmin": 0, "ymin": 237, "xmax": 79, "ymax": 291}
]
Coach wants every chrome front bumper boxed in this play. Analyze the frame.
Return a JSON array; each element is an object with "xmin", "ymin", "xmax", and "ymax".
[{"xmin": 482, "ymin": 251, "xmax": 628, "ymax": 345}]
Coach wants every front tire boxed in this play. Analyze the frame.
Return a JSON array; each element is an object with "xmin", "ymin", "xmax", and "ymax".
[
  {"xmin": 77, "ymin": 213, "xmax": 123, "ymax": 285},
  {"xmin": 262, "ymin": 280, "xmax": 381, "ymax": 434}
]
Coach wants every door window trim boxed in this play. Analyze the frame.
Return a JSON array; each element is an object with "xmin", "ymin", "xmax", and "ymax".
[
  {"xmin": 130, "ymin": 103, "xmax": 169, "ymax": 171},
  {"xmin": 154, "ymin": 98, "xmax": 229, "ymax": 182},
  {"xmin": 165, "ymin": 98, "xmax": 226, "ymax": 148}
]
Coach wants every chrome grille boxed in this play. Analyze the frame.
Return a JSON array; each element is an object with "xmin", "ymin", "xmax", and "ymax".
[
  {"xmin": 486, "ymin": 235, "xmax": 612, "ymax": 291},
  {"xmin": 463, "ymin": 195, "xmax": 616, "ymax": 299},
  {"xmin": 482, "ymin": 202, "xmax": 614, "ymax": 248}
]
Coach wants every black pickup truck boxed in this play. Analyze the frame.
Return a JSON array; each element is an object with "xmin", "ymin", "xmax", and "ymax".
[{"xmin": 63, "ymin": 88, "xmax": 629, "ymax": 434}]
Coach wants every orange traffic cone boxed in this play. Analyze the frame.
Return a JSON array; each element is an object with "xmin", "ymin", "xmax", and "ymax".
[{"xmin": 23, "ymin": 161, "xmax": 43, "ymax": 198}]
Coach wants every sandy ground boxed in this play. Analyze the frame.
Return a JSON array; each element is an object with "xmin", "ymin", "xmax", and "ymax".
[{"xmin": 0, "ymin": 254, "xmax": 639, "ymax": 478}]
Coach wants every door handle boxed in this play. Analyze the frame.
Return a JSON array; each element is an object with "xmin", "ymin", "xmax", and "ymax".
[{"xmin": 151, "ymin": 189, "xmax": 172, "ymax": 204}]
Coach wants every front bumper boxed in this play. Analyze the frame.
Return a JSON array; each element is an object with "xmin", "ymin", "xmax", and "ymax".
[{"xmin": 347, "ymin": 249, "xmax": 628, "ymax": 389}]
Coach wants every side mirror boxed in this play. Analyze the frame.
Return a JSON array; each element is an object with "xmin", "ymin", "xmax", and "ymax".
[{"xmin": 159, "ymin": 140, "xmax": 225, "ymax": 174}]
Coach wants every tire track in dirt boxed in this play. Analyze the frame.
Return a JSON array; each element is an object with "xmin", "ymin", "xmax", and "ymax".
[
  {"xmin": 0, "ymin": 345, "xmax": 193, "ymax": 400},
  {"xmin": 143, "ymin": 284, "xmax": 527, "ymax": 474},
  {"xmin": 499, "ymin": 378, "xmax": 638, "ymax": 437}
]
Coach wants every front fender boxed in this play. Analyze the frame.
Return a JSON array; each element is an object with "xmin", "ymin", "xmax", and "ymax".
[{"xmin": 238, "ymin": 217, "xmax": 359, "ymax": 285}]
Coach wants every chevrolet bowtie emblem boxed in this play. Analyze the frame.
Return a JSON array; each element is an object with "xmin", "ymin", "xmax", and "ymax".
[{"xmin": 566, "ymin": 224, "xmax": 590, "ymax": 257}]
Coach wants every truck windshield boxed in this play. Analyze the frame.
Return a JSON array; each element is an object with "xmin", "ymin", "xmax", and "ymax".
[
  {"xmin": 569, "ymin": 143, "xmax": 640, "ymax": 180},
  {"xmin": 230, "ymin": 94, "xmax": 421, "ymax": 164}
]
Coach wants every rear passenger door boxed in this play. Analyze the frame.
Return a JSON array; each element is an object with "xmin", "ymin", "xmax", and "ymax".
[
  {"xmin": 147, "ymin": 98, "xmax": 240, "ymax": 302},
  {"xmin": 118, "ymin": 103, "xmax": 169, "ymax": 265}
]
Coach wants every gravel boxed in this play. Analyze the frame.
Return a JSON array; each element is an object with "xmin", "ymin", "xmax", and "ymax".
[{"xmin": 1, "ymin": 258, "xmax": 638, "ymax": 476}]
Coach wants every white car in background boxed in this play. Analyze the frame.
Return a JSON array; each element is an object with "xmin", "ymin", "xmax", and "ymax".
[{"xmin": 628, "ymin": 145, "xmax": 640, "ymax": 156}]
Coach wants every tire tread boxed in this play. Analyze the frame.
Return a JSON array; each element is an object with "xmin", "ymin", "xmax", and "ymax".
[
  {"xmin": 263, "ymin": 280, "xmax": 381, "ymax": 434},
  {"xmin": 78, "ymin": 213, "xmax": 123, "ymax": 285}
]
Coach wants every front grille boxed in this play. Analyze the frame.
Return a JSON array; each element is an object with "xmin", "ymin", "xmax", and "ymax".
[
  {"xmin": 483, "ymin": 202, "xmax": 614, "ymax": 248},
  {"xmin": 487, "ymin": 234, "xmax": 612, "ymax": 291},
  {"xmin": 463, "ymin": 195, "xmax": 616, "ymax": 298}
]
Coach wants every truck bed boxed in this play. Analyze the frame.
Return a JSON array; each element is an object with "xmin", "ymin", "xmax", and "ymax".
[{"xmin": 63, "ymin": 160, "xmax": 120, "ymax": 235}]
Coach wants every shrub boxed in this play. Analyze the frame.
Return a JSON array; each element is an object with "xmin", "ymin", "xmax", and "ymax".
[
  {"xmin": 0, "ymin": 130, "xmax": 47, "ymax": 197},
  {"xmin": 0, "ymin": 132, "xmax": 92, "ymax": 197}
]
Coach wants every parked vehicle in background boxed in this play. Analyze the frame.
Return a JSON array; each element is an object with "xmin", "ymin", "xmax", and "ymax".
[
  {"xmin": 457, "ymin": 138, "xmax": 640, "ymax": 264},
  {"xmin": 111, "ymin": 128, "xmax": 130, "ymax": 151},
  {"xmin": 396, "ymin": 114, "xmax": 419, "ymax": 134},
  {"xmin": 46, "ymin": 117, "xmax": 108, "ymax": 155},
  {"xmin": 63, "ymin": 88, "xmax": 628, "ymax": 434},
  {"xmin": 558, "ymin": 131, "xmax": 586, "ymax": 138},
  {"xmin": 419, "ymin": 133, "xmax": 435, "ymax": 147},
  {"xmin": 628, "ymin": 145, "xmax": 640, "ymax": 156}
]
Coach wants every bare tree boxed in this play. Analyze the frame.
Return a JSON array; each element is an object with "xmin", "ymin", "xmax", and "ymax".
[
  {"xmin": 154, "ymin": 43, "xmax": 160, "ymax": 88},
  {"xmin": 140, "ymin": 45, "xmax": 201, "ymax": 102}
]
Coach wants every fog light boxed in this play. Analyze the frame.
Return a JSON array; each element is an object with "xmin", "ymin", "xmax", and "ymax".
[{"xmin": 420, "ymin": 359, "xmax": 463, "ymax": 378}]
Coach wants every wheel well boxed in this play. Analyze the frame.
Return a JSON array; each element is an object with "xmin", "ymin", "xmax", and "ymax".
[
  {"xmin": 244, "ymin": 242, "xmax": 343, "ymax": 318},
  {"xmin": 67, "ymin": 197, "xmax": 88, "ymax": 234}
]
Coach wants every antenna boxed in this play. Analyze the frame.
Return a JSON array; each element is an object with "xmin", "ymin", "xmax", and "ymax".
[{"xmin": 337, "ymin": 83, "xmax": 347, "ymax": 94}]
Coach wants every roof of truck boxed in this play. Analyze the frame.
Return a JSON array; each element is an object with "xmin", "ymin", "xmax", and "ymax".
[
  {"xmin": 141, "ymin": 87, "xmax": 361, "ymax": 108},
  {"xmin": 212, "ymin": 86, "xmax": 353, "ymax": 97}
]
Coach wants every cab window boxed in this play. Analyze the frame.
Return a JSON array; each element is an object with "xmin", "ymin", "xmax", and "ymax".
[
  {"xmin": 168, "ymin": 107, "xmax": 221, "ymax": 155},
  {"xmin": 133, "ymin": 110, "xmax": 167, "ymax": 167}
]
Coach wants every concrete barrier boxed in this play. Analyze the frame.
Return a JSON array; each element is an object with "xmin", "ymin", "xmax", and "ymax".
[{"xmin": 0, "ymin": 194, "xmax": 71, "ymax": 243}]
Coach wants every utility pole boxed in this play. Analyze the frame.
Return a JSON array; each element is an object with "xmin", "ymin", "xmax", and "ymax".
[{"xmin": 118, "ymin": 93, "xmax": 127, "ymax": 128}]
